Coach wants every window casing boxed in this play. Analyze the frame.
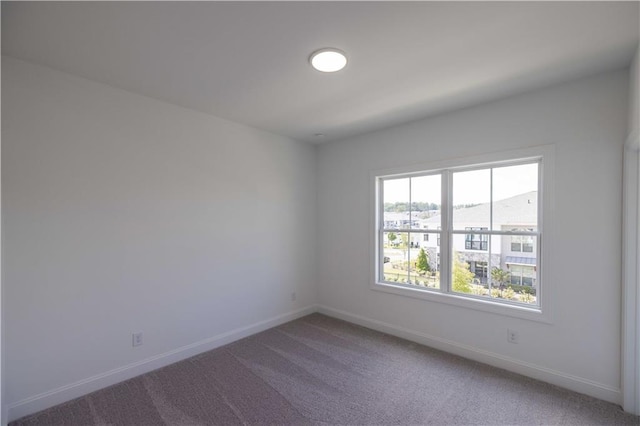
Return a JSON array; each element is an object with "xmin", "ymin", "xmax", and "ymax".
[{"xmin": 372, "ymin": 146, "xmax": 553, "ymax": 321}]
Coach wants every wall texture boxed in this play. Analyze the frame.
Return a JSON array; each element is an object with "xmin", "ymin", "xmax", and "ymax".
[
  {"xmin": 317, "ymin": 70, "xmax": 629, "ymax": 403},
  {"xmin": 2, "ymin": 56, "xmax": 317, "ymax": 418}
]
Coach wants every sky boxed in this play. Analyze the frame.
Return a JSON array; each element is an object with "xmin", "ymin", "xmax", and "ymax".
[{"xmin": 383, "ymin": 163, "xmax": 538, "ymax": 205}]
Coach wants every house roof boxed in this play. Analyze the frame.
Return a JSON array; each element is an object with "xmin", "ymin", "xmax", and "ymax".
[
  {"xmin": 425, "ymin": 191, "xmax": 537, "ymax": 227},
  {"xmin": 383, "ymin": 212, "xmax": 414, "ymax": 221}
]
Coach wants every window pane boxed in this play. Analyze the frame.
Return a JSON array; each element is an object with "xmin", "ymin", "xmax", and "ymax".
[
  {"xmin": 382, "ymin": 232, "xmax": 409, "ymax": 284},
  {"xmin": 453, "ymin": 169, "xmax": 490, "ymax": 230},
  {"xmin": 408, "ymin": 237, "xmax": 440, "ymax": 289},
  {"xmin": 453, "ymin": 234, "xmax": 539, "ymax": 305},
  {"xmin": 492, "ymin": 163, "xmax": 538, "ymax": 231},
  {"xmin": 410, "ymin": 175, "xmax": 441, "ymax": 230},
  {"xmin": 454, "ymin": 232, "xmax": 504, "ymax": 299},
  {"xmin": 503, "ymin": 236, "xmax": 538, "ymax": 305},
  {"xmin": 383, "ymin": 178, "xmax": 410, "ymax": 229}
]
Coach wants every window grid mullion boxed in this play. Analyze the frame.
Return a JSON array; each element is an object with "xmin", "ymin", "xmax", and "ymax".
[
  {"xmin": 378, "ymin": 178, "xmax": 385, "ymax": 282},
  {"xmin": 488, "ymin": 168, "xmax": 493, "ymax": 295},
  {"xmin": 383, "ymin": 228, "xmax": 443, "ymax": 234},
  {"xmin": 451, "ymin": 230, "xmax": 539, "ymax": 237},
  {"xmin": 443, "ymin": 170, "xmax": 452, "ymax": 294},
  {"xmin": 408, "ymin": 177, "xmax": 412, "ymax": 284},
  {"xmin": 536, "ymin": 161, "xmax": 542, "ymax": 302}
]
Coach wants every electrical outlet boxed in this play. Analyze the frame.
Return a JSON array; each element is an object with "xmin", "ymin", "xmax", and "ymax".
[
  {"xmin": 291, "ymin": 291, "xmax": 297, "ymax": 302},
  {"xmin": 132, "ymin": 332, "xmax": 143, "ymax": 347},
  {"xmin": 507, "ymin": 329, "xmax": 519, "ymax": 344}
]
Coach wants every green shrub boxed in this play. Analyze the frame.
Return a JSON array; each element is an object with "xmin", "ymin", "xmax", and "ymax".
[
  {"xmin": 519, "ymin": 291, "xmax": 535, "ymax": 303},
  {"xmin": 452, "ymin": 254, "xmax": 473, "ymax": 293},
  {"xmin": 507, "ymin": 284, "xmax": 535, "ymax": 295},
  {"xmin": 503, "ymin": 287, "xmax": 516, "ymax": 300}
]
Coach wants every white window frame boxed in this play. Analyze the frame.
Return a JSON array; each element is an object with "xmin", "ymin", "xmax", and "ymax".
[{"xmin": 370, "ymin": 145, "xmax": 555, "ymax": 323}]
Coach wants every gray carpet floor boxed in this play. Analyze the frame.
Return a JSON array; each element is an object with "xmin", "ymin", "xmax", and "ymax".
[{"xmin": 10, "ymin": 313, "xmax": 640, "ymax": 425}]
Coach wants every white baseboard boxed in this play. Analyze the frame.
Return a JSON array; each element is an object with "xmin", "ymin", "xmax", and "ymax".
[
  {"xmin": 316, "ymin": 305, "xmax": 622, "ymax": 406},
  {"xmin": 7, "ymin": 305, "xmax": 317, "ymax": 423},
  {"xmin": 7, "ymin": 303, "xmax": 624, "ymax": 422}
]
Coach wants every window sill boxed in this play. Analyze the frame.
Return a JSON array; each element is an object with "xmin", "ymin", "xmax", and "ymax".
[{"xmin": 371, "ymin": 281, "xmax": 552, "ymax": 324}]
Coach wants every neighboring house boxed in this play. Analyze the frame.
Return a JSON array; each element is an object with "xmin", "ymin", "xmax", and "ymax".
[
  {"xmin": 383, "ymin": 212, "xmax": 428, "ymax": 251},
  {"xmin": 383, "ymin": 212, "xmax": 420, "ymax": 229},
  {"xmin": 402, "ymin": 191, "xmax": 538, "ymax": 288}
]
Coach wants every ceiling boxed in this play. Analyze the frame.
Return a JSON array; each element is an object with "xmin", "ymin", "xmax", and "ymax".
[{"xmin": 2, "ymin": 2, "xmax": 639, "ymax": 144}]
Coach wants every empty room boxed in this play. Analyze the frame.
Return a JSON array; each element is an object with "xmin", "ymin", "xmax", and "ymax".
[{"xmin": 2, "ymin": 1, "xmax": 640, "ymax": 425}]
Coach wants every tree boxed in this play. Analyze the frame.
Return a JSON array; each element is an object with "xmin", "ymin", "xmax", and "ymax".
[
  {"xmin": 416, "ymin": 248, "xmax": 430, "ymax": 275},
  {"xmin": 384, "ymin": 202, "xmax": 439, "ymax": 213},
  {"xmin": 452, "ymin": 253, "xmax": 473, "ymax": 293},
  {"xmin": 399, "ymin": 233, "xmax": 409, "ymax": 267},
  {"xmin": 491, "ymin": 267, "xmax": 510, "ymax": 287},
  {"xmin": 399, "ymin": 233, "xmax": 408, "ymax": 248},
  {"xmin": 388, "ymin": 232, "xmax": 397, "ymax": 244}
]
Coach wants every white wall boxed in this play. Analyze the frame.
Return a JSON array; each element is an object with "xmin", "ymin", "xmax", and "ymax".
[
  {"xmin": 629, "ymin": 46, "xmax": 639, "ymax": 146},
  {"xmin": 622, "ymin": 43, "xmax": 640, "ymax": 414},
  {"xmin": 0, "ymin": 53, "xmax": 4, "ymax": 426},
  {"xmin": 2, "ymin": 56, "xmax": 317, "ymax": 420},
  {"xmin": 317, "ymin": 70, "xmax": 629, "ymax": 403},
  {"xmin": 1, "ymin": 53, "xmax": 635, "ymax": 421}
]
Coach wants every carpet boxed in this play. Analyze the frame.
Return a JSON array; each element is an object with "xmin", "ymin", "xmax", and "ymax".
[{"xmin": 10, "ymin": 313, "xmax": 640, "ymax": 425}]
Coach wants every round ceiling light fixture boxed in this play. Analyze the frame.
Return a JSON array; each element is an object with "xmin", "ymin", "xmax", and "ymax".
[{"xmin": 309, "ymin": 48, "xmax": 347, "ymax": 72}]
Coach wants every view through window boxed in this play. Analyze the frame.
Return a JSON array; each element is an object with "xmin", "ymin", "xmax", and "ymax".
[{"xmin": 378, "ymin": 160, "xmax": 540, "ymax": 307}]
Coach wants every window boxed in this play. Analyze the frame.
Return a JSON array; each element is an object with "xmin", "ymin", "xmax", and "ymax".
[
  {"xmin": 511, "ymin": 231, "xmax": 534, "ymax": 252},
  {"xmin": 373, "ymin": 148, "xmax": 550, "ymax": 318},
  {"xmin": 509, "ymin": 265, "xmax": 536, "ymax": 286},
  {"xmin": 465, "ymin": 228, "xmax": 488, "ymax": 250},
  {"xmin": 472, "ymin": 261, "xmax": 488, "ymax": 280}
]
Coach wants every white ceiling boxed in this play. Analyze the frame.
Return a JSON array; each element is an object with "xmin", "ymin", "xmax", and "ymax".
[{"xmin": 2, "ymin": 2, "xmax": 639, "ymax": 143}]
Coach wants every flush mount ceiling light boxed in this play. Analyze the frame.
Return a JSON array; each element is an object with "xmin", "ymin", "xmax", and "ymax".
[{"xmin": 309, "ymin": 48, "xmax": 347, "ymax": 72}]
